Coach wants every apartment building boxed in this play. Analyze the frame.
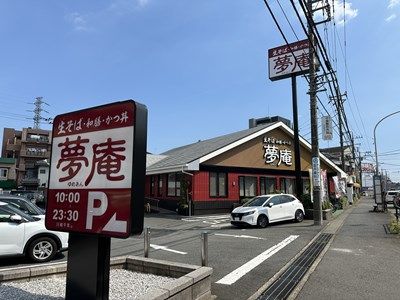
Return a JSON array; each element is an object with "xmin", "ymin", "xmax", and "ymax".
[{"xmin": 2, "ymin": 127, "xmax": 52, "ymax": 189}]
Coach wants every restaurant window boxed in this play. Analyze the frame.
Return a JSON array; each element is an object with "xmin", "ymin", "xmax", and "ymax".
[
  {"xmin": 209, "ymin": 172, "xmax": 227, "ymax": 197},
  {"xmin": 239, "ymin": 176, "xmax": 257, "ymax": 198},
  {"xmin": 167, "ymin": 173, "xmax": 181, "ymax": 197},
  {"xmin": 260, "ymin": 177, "xmax": 276, "ymax": 195},
  {"xmin": 158, "ymin": 175, "xmax": 163, "ymax": 196},
  {"xmin": 280, "ymin": 178, "xmax": 295, "ymax": 194},
  {"xmin": 150, "ymin": 175, "xmax": 156, "ymax": 196},
  {"xmin": 302, "ymin": 178, "xmax": 310, "ymax": 195}
]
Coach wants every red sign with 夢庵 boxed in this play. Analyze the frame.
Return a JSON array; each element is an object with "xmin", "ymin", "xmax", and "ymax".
[{"xmin": 45, "ymin": 101, "xmax": 139, "ymax": 238}]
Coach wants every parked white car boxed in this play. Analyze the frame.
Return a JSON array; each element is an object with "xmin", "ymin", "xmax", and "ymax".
[
  {"xmin": 0, "ymin": 201, "xmax": 68, "ymax": 262},
  {"xmin": 385, "ymin": 190, "xmax": 400, "ymax": 204},
  {"xmin": 231, "ymin": 194, "xmax": 305, "ymax": 228}
]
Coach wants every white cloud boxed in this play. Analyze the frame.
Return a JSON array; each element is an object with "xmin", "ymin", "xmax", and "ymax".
[
  {"xmin": 331, "ymin": 1, "xmax": 358, "ymax": 26},
  {"xmin": 388, "ymin": 0, "xmax": 400, "ymax": 9},
  {"xmin": 109, "ymin": 0, "xmax": 150, "ymax": 14},
  {"xmin": 66, "ymin": 12, "xmax": 90, "ymax": 32},
  {"xmin": 65, "ymin": 1, "xmax": 150, "ymax": 31},
  {"xmin": 386, "ymin": 14, "xmax": 397, "ymax": 22},
  {"xmin": 310, "ymin": 1, "xmax": 358, "ymax": 26},
  {"xmin": 138, "ymin": 0, "xmax": 150, "ymax": 7}
]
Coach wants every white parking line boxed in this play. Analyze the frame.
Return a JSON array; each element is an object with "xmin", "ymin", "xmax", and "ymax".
[
  {"xmin": 182, "ymin": 215, "xmax": 231, "ymax": 227},
  {"xmin": 216, "ymin": 235, "xmax": 299, "ymax": 285},
  {"xmin": 210, "ymin": 223, "xmax": 232, "ymax": 228},
  {"xmin": 150, "ymin": 244, "xmax": 187, "ymax": 255},
  {"xmin": 214, "ymin": 233, "xmax": 266, "ymax": 240}
]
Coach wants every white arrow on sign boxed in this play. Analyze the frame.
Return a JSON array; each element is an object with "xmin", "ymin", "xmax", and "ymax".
[
  {"xmin": 103, "ymin": 213, "xmax": 127, "ymax": 233},
  {"xmin": 150, "ymin": 244, "xmax": 187, "ymax": 255}
]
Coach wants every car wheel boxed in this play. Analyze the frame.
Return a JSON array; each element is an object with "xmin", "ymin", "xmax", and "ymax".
[
  {"xmin": 257, "ymin": 215, "xmax": 269, "ymax": 228},
  {"xmin": 295, "ymin": 210, "xmax": 304, "ymax": 223},
  {"xmin": 27, "ymin": 237, "xmax": 57, "ymax": 263}
]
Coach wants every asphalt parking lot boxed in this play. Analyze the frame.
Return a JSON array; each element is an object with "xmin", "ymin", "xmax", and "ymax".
[{"xmin": 0, "ymin": 212, "xmax": 321, "ymax": 300}]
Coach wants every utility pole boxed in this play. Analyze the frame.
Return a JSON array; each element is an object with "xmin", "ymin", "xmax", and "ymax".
[
  {"xmin": 350, "ymin": 132, "xmax": 356, "ymax": 175},
  {"xmin": 330, "ymin": 94, "xmax": 346, "ymax": 172},
  {"xmin": 338, "ymin": 97, "xmax": 346, "ymax": 172},
  {"xmin": 307, "ymin": 0, "xmax": 322, "ymax": 225},
  {"xmin": 358, "ymin": 151, "xmax": 363, "ymax": 190}
]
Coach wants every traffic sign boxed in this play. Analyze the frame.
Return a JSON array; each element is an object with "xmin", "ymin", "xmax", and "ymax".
[{"xmin": 45, "ymin": 100, "xmax": 147, "ymax": 238}]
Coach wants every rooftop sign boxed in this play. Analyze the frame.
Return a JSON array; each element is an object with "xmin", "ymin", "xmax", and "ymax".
[{"xmin": 268, "ymin": 39, "xmax": 310, "ymax": 81}]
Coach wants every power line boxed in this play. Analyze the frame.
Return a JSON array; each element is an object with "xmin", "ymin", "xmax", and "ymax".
[
  {"xmin": 276, "ymin": 0, "xmax": 300, "ymax": 40},
  {"xmin": 291, "ymin": 0, "xmax": 353, "ymax": 144}
]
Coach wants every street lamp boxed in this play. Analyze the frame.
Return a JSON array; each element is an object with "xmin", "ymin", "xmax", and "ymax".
[
  {"xmin": 373, "ymin": 110, "xmax": 400, "ymax": 208},
  {"xmin": 374, "ymin": 110, "xmax": 400, "ymax": 175}
]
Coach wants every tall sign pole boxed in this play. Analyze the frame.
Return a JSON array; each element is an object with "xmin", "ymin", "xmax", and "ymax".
[
  {"xmin": 307, "ymin": 0, "xmax": 322, "ymax": 225},
  {"xmin": 268, "ymin": 40, "xmax": 310, "ymax": 198},
  {"xmin": 292, "ymin": 75, "xmax": 302, "ymax": 198}
]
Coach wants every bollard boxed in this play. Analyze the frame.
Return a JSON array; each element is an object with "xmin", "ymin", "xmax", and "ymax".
[
  {"xmin": 144, "ymin": 227, "xmax": 150, "ymax": 258},
  {"xmin": 201, "ymin": 231, "xmax": 208, "ymax": 266}
]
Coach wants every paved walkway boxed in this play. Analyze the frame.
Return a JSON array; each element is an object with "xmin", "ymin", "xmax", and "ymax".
[{"xmin": 296, "ymin": 196, "xmax": 400, "ymax": 300}]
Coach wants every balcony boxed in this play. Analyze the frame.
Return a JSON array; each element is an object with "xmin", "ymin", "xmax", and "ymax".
[
  {"xmin": 25, "ymin": 137, "xmax": 50, "ymax": 144},
  {"xmin": 20, "ymin": 150, "xmax": 50, "ymax": 159},
  {"xmin": 20, "ymin": 177, "xmax": 40, "ymax": 186},
  {"xmin": 25, "ymin": 162, "xmax": 35, "ymax": 169},
  {"xmin": 6, "ymin": 143, "xmax": 21, "ymax": 151}
]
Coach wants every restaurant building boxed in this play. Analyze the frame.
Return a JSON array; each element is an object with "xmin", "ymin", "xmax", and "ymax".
[{"xmin": 145, "ymin": 121, "xmax": 346, "ymax": 215}]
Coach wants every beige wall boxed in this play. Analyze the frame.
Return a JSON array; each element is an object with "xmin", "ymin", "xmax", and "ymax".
[{"xmin": 204, "ymin": 127, "xmax": 335, "ymax": 173}]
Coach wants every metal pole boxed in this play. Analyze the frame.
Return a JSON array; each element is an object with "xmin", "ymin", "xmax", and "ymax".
[
  {"xmin": 65, "ymin": 234, "xmax": 111, "ymax": 300},
  {"xmin": 359, "ymin": 151, "xmax": 363, "ymax": 190},
  {"xmin": 144, "ymin": 227, "xmax": 150, "ymax": 258},
  {"xmin": 373, "ymin": 110, "xmax": 400, "ymax": 206},
  {"xmin": 374, "ymin": 110, "xmax": 400, "ymax": 175},
  {"xmin": 307, "ymin": 0, "xmax": 322, "ymax": 225},
  {"xmin": 292, "ymin": 75, "xmax": 302, "ymax": 198},
  {"xmin": 201, "ymin": 231, "xmax": 208, "ymax": 267},
  {"xmin": 338, "ymin": 97, "xmax": 345, "ymax": 172}
]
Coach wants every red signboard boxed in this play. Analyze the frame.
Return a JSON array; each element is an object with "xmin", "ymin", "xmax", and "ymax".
[{"xmin": 45, "ymin": 100, "xmax": 147, "ymax": 238}]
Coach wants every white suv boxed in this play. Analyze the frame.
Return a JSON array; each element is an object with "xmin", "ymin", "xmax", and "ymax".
[
  {"xmin": 0, "ymin": 201, "xmax": 68, "ymax": 262},
  {"xmin": 231, "ymin": 194, "xmax": 305, "ymax": 228}
]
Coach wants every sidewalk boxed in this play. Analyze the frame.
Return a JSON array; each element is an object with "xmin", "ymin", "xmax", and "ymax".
[{"xmin": 295, "ymin": 196, "xmax": 400, "ymax": 300}]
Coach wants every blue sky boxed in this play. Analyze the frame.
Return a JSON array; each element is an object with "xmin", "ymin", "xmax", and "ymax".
[{"xmin": 0, "ymin": 0, "xmax": 399, "ymax": 181}]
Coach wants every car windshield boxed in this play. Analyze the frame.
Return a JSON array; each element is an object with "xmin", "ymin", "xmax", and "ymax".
[
  {"xmin": 0, "ymin": 203, "xmax": 35, "ymax": 222},
  {"xmin": 10, "ymin": 190, "xmax": 36, "ymax": 200},
  {"xmin": 242, "ymin": 196, "xmax": 270, "ymax": 207},
  {"xmin": 3, "ymin": 198, "xmax": 44, "ymax": 215}
]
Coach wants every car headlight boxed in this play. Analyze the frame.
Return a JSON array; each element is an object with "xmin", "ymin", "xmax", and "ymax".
[{"xmin": 242, "ymin": 210, "xmax": 256, "ymax": 216}]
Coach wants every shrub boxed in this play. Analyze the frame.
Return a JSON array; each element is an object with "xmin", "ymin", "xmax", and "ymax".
[
  {"xmin": 322, "ymin": 200, "xmax": 333, "ymax": 210},
  {"xmin": 388, "ymin": 219, "xmax": 400, "ymax": 234},
  {"xmin": 339, "ymin": 196, "xmax": 348, "ymax": 209},
  {"xmin": 300, "ymin": 194, "xmax": 313, "ymax": 209}
]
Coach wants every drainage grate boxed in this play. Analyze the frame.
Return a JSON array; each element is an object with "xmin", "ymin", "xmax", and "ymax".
[{"xmin": 258, "ymin": 233, "xmax": 333, "ymax": 300}]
